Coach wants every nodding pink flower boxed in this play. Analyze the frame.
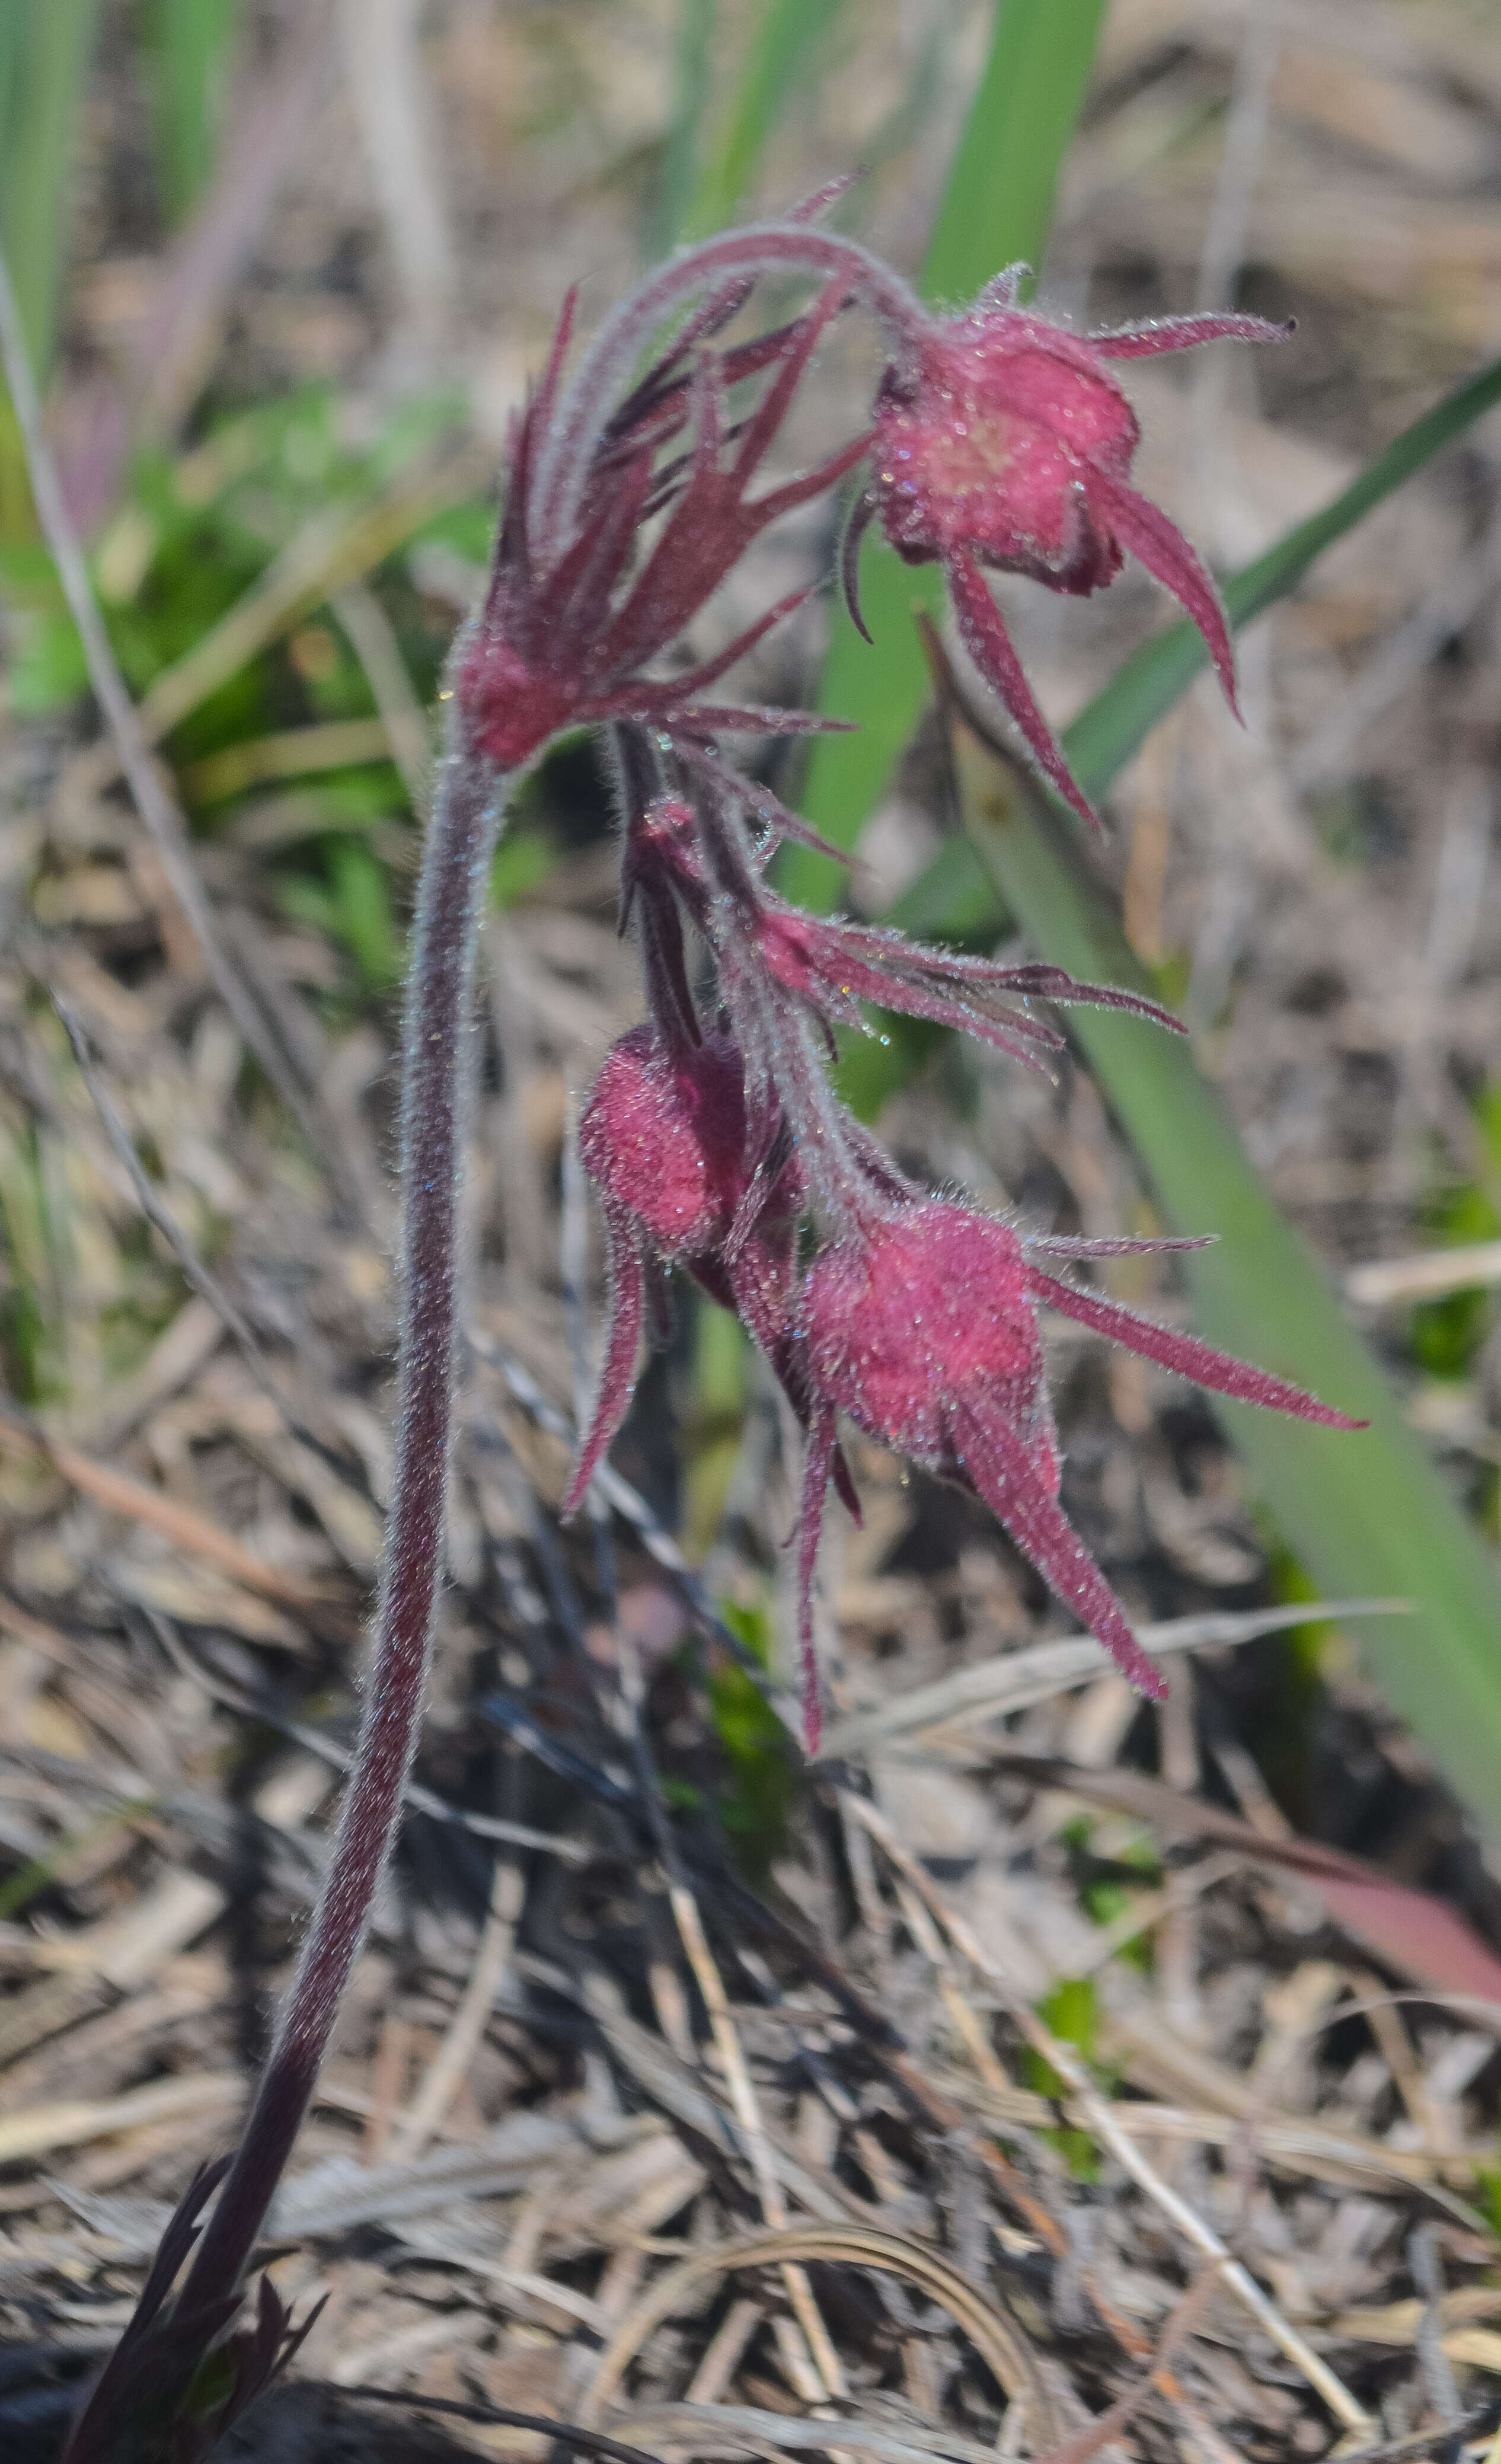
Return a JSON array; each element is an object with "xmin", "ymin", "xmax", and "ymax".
[
  {"xmin": 564, "ymin": 1025, "xmax": 765, "ymax": 1514},
  {"xmin": 73, "ymin": 203, "xmax": 1351, "ymax": 2463},
  {"xmin": 849, "ymin": 270, "xmax": 1290, "ymax": 825},
  {"xmin": 794, "ymin": 1198, "xmax": 1364, "ymax": 1747}
]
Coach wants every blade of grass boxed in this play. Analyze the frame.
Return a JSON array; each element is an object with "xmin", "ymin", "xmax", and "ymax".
[
  {"xmin": 145, "ymin": 0, "xmax": 242, "ymax": 225},
  {"xmin": 1068, "ymin": 350, "xmax": 1501, "ymax": 803},
  {"xmin": 654, "ymin": 0, "xmax": 718, "ymax": 254},
  {"xmin": 0, "ymin": 0, "xmax": 101, "ymax": 375},
  {"xmin": 678, "ymin": 0, "xmax": 844, "ymax": 245},
  {"xmin": 0, "ymin": 0, "xmax": 102, "ymax": 543},
  {"xmin": 781, "ymin": 0, "xmax": 1109, "ymax": 909},
  {"xmin": 954, "ymin": 730, "xmax": 1501, "ymax": 1832}
]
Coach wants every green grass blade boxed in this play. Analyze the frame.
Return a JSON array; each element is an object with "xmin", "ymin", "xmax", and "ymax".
[
  {"xmin": 145, "ymin": 0, "xmax": 242, "ymax": 226},
  {"xmin": 1067, "ymin": 349, "xmax": 1501, "ymax": 801},
  {"xmin": 654, "ymin": 0, "xmax": 718, "ymax": 253},
  {"xmin": 956, "ymin": 739, "xmax": 1501, "ymax": 1831},
  {"xmin": 679, "ymin": 0, "xmax": 843, "ymax": 245},
  {"xmin": 783, "ymin": 0, "xmax": 1109, "ymax": 909},
  {"xmin": 0, "ymin": 0, "xmax": 102, "ymax": 374},
  {"xmin": 922, "ymin": 0, "xmax": 1108, "ymax": 303}
]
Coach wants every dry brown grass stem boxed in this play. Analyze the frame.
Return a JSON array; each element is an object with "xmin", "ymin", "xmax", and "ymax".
[
  {"xmin": 386, "ymin": 1858, "xmax": 522, "ymax": 2165},
  {"xmin": 577, "ymin": 2220, "xmax": 1053, "ymax": 2440},
  {"xmin": 839, "ymin": 1789, "xmax": 1377, "ymax": 2439},
  {"xmin": 666, "ymin": 1879, "xmax": 846, "ymax": 2405}
]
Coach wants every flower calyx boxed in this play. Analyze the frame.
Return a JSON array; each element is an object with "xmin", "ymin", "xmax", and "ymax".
[{"xmin": 854, "ymin": 276, "xmax": 1291, "ymax": 824}]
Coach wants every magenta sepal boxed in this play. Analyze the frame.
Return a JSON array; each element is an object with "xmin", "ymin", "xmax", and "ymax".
[
  {"xmin": 869, "ymin": 295, "xmax": 1291, "ymax": 820},
  {"xmin": 793, "ymin": 1199, "xmax": 1365, "ymax": 1745},
  {"xmin": 1024, "ymin": 1265, "xmax": 1368, "ymax": 1428}
]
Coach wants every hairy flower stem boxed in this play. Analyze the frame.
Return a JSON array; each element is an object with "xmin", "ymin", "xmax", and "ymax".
[{"xmin": 175, "ymin": 716, "xmax": 508, "ymax": 2313}]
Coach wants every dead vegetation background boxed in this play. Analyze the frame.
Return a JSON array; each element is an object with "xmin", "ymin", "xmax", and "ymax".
[{"xmin": 3, "ymin": 2, "xmax": 1501, "ymax": 2457}]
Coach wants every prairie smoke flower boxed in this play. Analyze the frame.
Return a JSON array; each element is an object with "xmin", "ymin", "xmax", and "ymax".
[
  {"xmin": 795, "ymin": 1199, "xmax": 1362, "ymax": 1740},
  {"xmin": 572, "ymin": 749, "xmax": 1360, "ymax": 1747},
  {"xmin": 456, "ymin": 208, "xmax": 1279, "ymax": 827},
  {"xmin": 88, "ymin": 205, "xmax": 1351, "ymax": 2464},
  {"xmin": 851, "ymin": 269, "xmax": 1289, "ymax": 823},
  {"xmin": 567, "ymin": 765, "xmax": 1176, "ymax": 1547}
]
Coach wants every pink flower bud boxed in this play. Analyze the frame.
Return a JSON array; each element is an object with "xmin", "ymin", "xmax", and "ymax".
[
  {"xmin": 801, "ymin": 1199, "xmax": 1048, "ymax": 1467},
  {"xmin": 579, "ymin": 1024, "xmax": 751, "ymax": 1262},
  {"xmin": 567, "ymin": 1027, "xmax": 842, "ymax": 1523}
]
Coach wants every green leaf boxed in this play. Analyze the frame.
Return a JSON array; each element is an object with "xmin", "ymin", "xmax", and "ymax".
[
  {"xmin": 0, "ymin": 0, "xmax": 101, "ymax": 379},
  {"xmin": 675, "ymin": 0, "xmax": 844, "ymax": 245},
  {"xmin": 709, "ymin": 1597, "xmax": 798, "ymax": 1880},
  {"xmin": 922, "ymin": 0, "xmax": 1108, "ymax": 303},
  {"xmin": 279, "ymin": 840, "xmax": 403, "ymax": 995},
  {"xmin": 956, "ymin": 734, "xmax": 1501, "ymax": 1831},
  {"xmin": 490, "ymin": 826, "xmax": 558, "ymax": 910},
  {"xmin": 782, "ymin": 0, "xmax": 1109, "ymax": 911},
  {"xmin": 655, "ymin": 0, "xmax": 718, "ymax": 252},
  {"xmin": 144, "ymin": 0, "xmax": 242, "ymax": 224}
]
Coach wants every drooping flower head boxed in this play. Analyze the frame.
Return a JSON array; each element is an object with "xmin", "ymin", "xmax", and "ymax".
[
  {"xmin": 69, "ymin": 200, "xmax": 1353, "ymax": 2463},
  {"xmin": 852, "ymin": 269, "xmax": 1290, "ymax": 823},
  {"xmin": 454, "ymin": 196, "xmax": 1282, "ymax": 824},
  {"xmin": 569, "ymin": 744, "xmax": 1363, "ymax": 1748},
  {"xmin": 445, "ymin": 202, "xmax": 1358, "ymax": 1750}
]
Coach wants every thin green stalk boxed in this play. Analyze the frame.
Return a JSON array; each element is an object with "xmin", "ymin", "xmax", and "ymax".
[
  {"xmin": 679, "ymin": 0, "xmax": 842, "ymax": 243},
  {"xmin": 0, "ymin": 0, "xmax": 101, "ymax": 375},
  {"xmin": 1069, "ymin": 349, "xmax": 1501, "ymax": 803},
  {"xmin": 145, "ymin": 0, "xmax": 243, "ymax": 225},
  {"xmin": 0, "ymin": 0, "xmax": 102, "ymax": 541},
  {"xmin": 656, "ymin": 0, "xmax": 719, "ymax": 253}
]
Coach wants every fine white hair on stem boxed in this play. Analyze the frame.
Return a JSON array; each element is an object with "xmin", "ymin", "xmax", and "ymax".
[{"xmin": 171, "ymin": 706, "xmax": 516, "ymax": 2315}]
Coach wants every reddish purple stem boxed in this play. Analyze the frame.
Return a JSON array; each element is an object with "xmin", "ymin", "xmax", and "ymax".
[{"xmin": 175, "ymin": 727, "xmax": 507, "ymax": 2312}]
